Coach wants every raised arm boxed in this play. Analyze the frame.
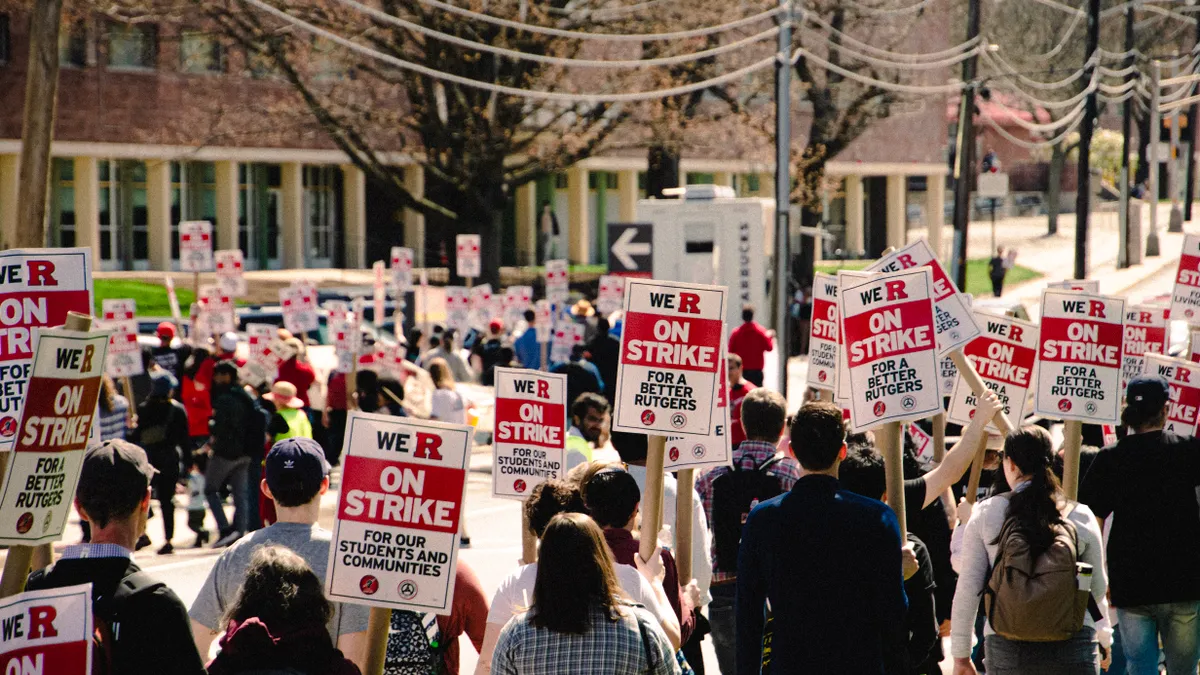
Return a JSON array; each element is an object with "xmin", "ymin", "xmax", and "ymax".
[{"xmin": 920, "ymin": 390, "xmax": 1002, "ymax": 508}]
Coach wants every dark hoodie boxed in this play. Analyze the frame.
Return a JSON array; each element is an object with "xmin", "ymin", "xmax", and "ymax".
[{"xmin": 205, "ymin": 618, "xmax": 361, "ymax": 675}]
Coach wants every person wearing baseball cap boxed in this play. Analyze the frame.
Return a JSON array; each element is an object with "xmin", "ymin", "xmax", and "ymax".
[
  {"xmin": 151, "ymin": 321, "xmax": 189, "ymax": 384},
  {"xmin": 215, "ymin": 331, "xmax": 245, "ymax": 366},
  {"xmin": 470, "ymin": 317, "xmax": 508, "ymax": 386},
  {"xmin": 189, "ymin": 437, "xmax": 369, "ymax": 671},
  {"xmin": 26, "ymin": 440, "xmax": 206, "ymax": 675},
  {"xmin": 1080, "ymin": 374, "xmax": 1200, "ymax": 674}
]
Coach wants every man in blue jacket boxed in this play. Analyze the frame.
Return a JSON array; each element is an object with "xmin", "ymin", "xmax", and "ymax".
[{"xmin": 736, "ymin": 401, "xmax": 908, "ymax": 674}]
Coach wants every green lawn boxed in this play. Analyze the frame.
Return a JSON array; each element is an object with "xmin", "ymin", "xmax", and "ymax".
[
  {"xmin": 815, "ymin": 258, "xmax": 1042, "ymax": 298},
  {"xmin": 94, "ymin": 279, "xmax": 194, "ymax": 317}
]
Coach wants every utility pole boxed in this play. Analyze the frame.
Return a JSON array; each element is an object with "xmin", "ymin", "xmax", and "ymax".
[
  {"xmin": 1118, "ymin": 3, "xmax": 1134, "ymax": 269},
  {"xmin": 1186, "ymin": 18, "xmax": 1200, "ymax": 222},
  {"xmin": 1073, "ymin": 0, "xmax": 1101, "ymax": 280},
  {"xmin": 1148, "ymin": 61, "xmax": 1162, "ymax": 256},
  {"xmin": 15, "ymin": 0, "xmax": 66, "ymax": 248},
  {"xmin": 951, "ymin": 0, "xmax": 981, "ymax": 291},
  {"xmin": 774, "ymin": 0, "xmax": 792, "ymax": 397}
]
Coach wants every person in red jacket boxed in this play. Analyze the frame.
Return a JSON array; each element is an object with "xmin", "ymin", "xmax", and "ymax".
[
  {"xmin": 728, "ymin": 304, "xmax": 775, "ymax": 387},
  {"xmin": 727, "ymin": 353, "xmax": 757, "ymax": 450},
  {"xmin": 181, "ymin": 348, "xmax": 214, "ymax": 448},
  {"xmin": 276, "ymin": 337, "xmax": 317, "ymax": 408},
  {"xmin": 215, "ymin": 332, "xmax": 246, "ymax": 366}
]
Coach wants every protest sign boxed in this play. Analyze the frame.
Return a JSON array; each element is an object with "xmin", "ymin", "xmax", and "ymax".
[
  {"xmin": 1192, "ymin": 332, "xmax": 1200, "ymax": 363},
  {"xmin": 545, "ymin": 260, "xmax": 569, "ymax": 307},
  {"xmin": 0, "ymin": 583, "xmax": 92, "ymax": 674},
  {"xmin": 665, "ymin": 342, "xmax": 731, "ymax": 471},
  {"xmin": 280, "ymin": 286, "xmax": 319, "ymax": 335},
  {"xmin": 1172, "ymin": 234, "xmax": 1200, "ymax": 324},
  {"xmin": 948, "ymin": 312, "xmax": 1039, "ymax": 432},
  {"xmin": 214, "ymin": 249, "xmax": 247, "ymax": 297},
  {"xmin": 909, "ymin": 423, "xmax": 935, "ymax": 465},
  {"xmin": 492, "ymin": 368, "xmax": 566, "ymax": 499},
  {"xmin": 1047, "ymin": 280, "xmax": 1101, "ymax": 293},
  {"xmin": 326, "ymin": 412, "xmax": 470, "ymax": 613},
  {"xmin": 550, "ymin": 322, "xmax": 584, "ymax": 365},
  {"xmin": 534, "ymin": 300, "xmax": 552, "ymax": 343},
  {"xmin": 939, "ymin": 355, "xmax": 958, "ymax": 396},
  {"xmin": 1144, "ymin": 353, "xmax": 1200, "ymax": 436},
  {"xmin": 100, "ymin": 299, "xmax": 142, "ymax": 378},
  {"xmin": 1122, "ymin": 305, "xmax": 1170, "ymax": 391},
  {"xmin": 613, "ymin": 279, "xmax": 727, "ymax": 436},
  {"xmin": 1102, "ymin": 424, "xmax": 1118, "ymax": 446},
  {"xmin": 243, "ymin": 323, "xmax": 282, "ymax": 386},
  {"xmin": 0, "ymin": 328, "xmax": 108, "ymax": 544},
  {"xmin": 503, "ymin": 286, "xmax": 533, "ymax": 329},
  {"xmin": 0, "ymin": 249, "xmax": 94, "ymax": 453},
  {"xmin": 444, "ymin": 287, "xmax": 470, "ymax": 333},
  {"xmin": 198, "ymin": 285, "xmax": 235, "ymax": 335},
  {"xmin": 469, "ymin": 284, "xmax": 496, "ymax": 331},
  {"xmin": 838, "ymin": 268, "xmax": 941, "ymax": 432},
  {"xmin": 806, "ymin": 272, "xmax": 839, "ymax": 392},
  {"xmin": 866, "ymin": 239, "xmax": 980, "ymax": 354},
  {"xmin": 456, "ymin": 234, "xmax": 481, "ymax": 279},
  {"xmin": 835, "ymin": 270, "xmax": 872, "ymax": 404},
  {"xmin": 1034, "ymin": 290, "xmax": 1125, "ymax": 424},
  {"xmin": 391, "ymin": 246, "xmax": 414, "ymax": 292},
  {"xmin": 373, "ymin": 261, "xmax": 388, "ymax": 327},
  {"xmin": 597, "ymin": 275, "xmax": 625, "ymax": 316},
  {"xmin": 179, "ymin": 221, "xmax": 215, "ymax": 273}
]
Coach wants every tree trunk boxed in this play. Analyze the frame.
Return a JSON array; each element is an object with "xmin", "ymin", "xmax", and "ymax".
[
  {"xmin": 646, "ymin": 145, "xmax": 681, "ymax": 199},
  {"xmin": 1047, "ymin": 145, "xmax": 1065, "ymax": 235},
  {"xmin": 1135, "ymin": 109, "xmax": 1151, "ymax": 187}
]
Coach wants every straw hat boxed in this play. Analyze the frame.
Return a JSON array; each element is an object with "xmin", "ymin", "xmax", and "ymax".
[{"xmin": 263, "ymin": 381, "xmax": 304, "ymax": 409}]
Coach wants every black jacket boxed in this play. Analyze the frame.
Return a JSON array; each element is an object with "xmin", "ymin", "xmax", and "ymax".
[
  {"xmin": 211, "ymin": 385, "xmax": 264, "ymax": 461},
  {"xmin": 132, "ymin": 398, "xmax": 190, "ymax": 479}
]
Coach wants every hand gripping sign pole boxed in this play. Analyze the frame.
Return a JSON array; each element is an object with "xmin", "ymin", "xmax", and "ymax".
[{"xmin": 613, "ymin": 279, "xmax": 727, "ymax": 563}]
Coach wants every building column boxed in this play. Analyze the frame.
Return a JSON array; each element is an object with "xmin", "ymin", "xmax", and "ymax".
[
  {"xmin": 214, "ymin": 160, "xmax": 239, "ymax": 254},
  {"xmin": 280, "ymin": 162, "xmax": 304, "ymax": 268},
  {"xmin": 341, "ymin": 165, "xmax": 366, "ymax": 269},
  {"xmin": 617, "ymin": 169, "xmax": 638, "ymax": 221},
  {"xmin": 515, "ymin": 182, "xmax": 537, "ymax": 267},
  {"xmin": 844, "ymin": 175, "xmax": 864, "ymax": 256},
  {"xmin": 0, "ymin": 155, "xmax": 18, "ymax": 249},
  {"xmin": 567, "ymin": 165, "xmax": 590, "ymax": 264},
  {"xmin": 146, "ymin": 160, "xmax": 173, "ymax": 270},
  {"xmin": 886, "ymin": 174, "xmax": 906, "ymax": 250},
  {"xmin": 73, "ymin": 157, "xmax": 100, "ymax": 261},
  {"xmin": 926, "ymin": 174, "xmax": 946, "ymax": 262},
  {"xmin": 403, "ymin": 165, "xmax": 425, "ymax": 268}
]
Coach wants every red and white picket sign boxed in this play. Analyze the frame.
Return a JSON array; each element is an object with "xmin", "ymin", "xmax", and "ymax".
[
  {"xmin": 456, "ymin": 234, "xmax": 482, "ymax": 279},
  {"xmin": 391, "ymin": 246, "xmax": 414, "ymax": 292},
  {"xmin": 445, "ymin": 287, "xmax": 470, "ymax": 333},
  {"xmin": 469, "ymin": 284, "xmax": 496, "ymax": 331},
  {"xmin": 550, "ymin": 322, "xmax": 584, "ymax": 365},
  {"xmin": 597, "ymin": 275, "xmax": 626, "ymax": 316},
  {"xmin": 1171, "ymin": 234, "xmax": 1200, "ymax": 324},
  {"xmin": 909, "ymin": 423, "xmax": 935, "ymax": 464},
  {"xmin": 199, "ymin": 284, "xmax": 236, "ymax": 335},
  {"xmin": 0, "ymin": 328, "xmax": 109, "ymax": 544},
  {"xmin": 838, "ymin": 268, "xmax": 941, "ymax": 432},
  {"xmin": 665, "ymin": 341, "xmax": 731, "ymax": 471},
  {"xmin": 0, "ymin": 583, "xmax": 93, "ymax": 674},
  {"xmin": 244, "ymin": 323, "xmax": 282, "ymax": 385},
  {"xmin": 101, "ymin": 299, "xmax": 142, "ymax": 378},
  {"xmin": 1122, "ymin": 305, "xmax": 1170, "ymax": 392},
  {"xmin": 806, "ymin": 272, "xmax": 839, "ymax": 392},
  {"xmin": 326, "ymin": 412, "xmax": 471, "ymax": 613},
  {"xmin": 1102, "ymin": 424, "xmax": 1118, "ymax": 446},
  {"xmin": 613, "ymin": 279, "xmax": 727, "ymax": 437},
  {"xmin": 866, "ymin": 239, "xmax": 981, "ymax": 355},
  {"xmin": 1047, "ymin": 279, "xmax": 1101, "ymax": 293},
  {"xmin": 1191, "ymin": 332, "xmax": 1200, "ymax": 363},
  {"xmin": 534, "ymin": 300, "xmax": 552, "ymax": 344},
  {"xmin": 280, "ymin": 285, "xmax": 319, "ymax": 335},
  {"xmin": 503, "ymin": 285, "xmax": 533, "ymax": 329},
  {"xmin": 545, "ymin": 259, "xmax": 569, "ymax": 307},
  {"xmin": 1034, "ymin": 290, "xmax": 1125, "ymax": 424},
  {"xmin": 179, "ymin": 221, "xmax": 215, "ymax": 273},
  {"xmin": 0, "ymin": 249, "xmax": 94, "ymax": 453},
  {"xmin": 1144, "ymin": 353, "xmax": 1200, "ymax": 437},
  {"xmin": 948, "ymin": 311, "xmax": 1039, "ymax": 432},
  {"xmin": 492, "ymin": 367, "xmax": 567, "ymax": 499},
  {"xmin": 215, "ymin": 249, "xmax": 247, "ymax": 297}
]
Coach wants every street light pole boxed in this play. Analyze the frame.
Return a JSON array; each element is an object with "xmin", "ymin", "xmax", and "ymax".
[
  {"xmin": 1186, "ymin": 18, "xmax": 1200, "ymax": 222},
  {"xmin": 1073, "ymin": 0, "xmax": 1101, "ymax": 280},
  {"xmin": 951, "ymin": 0, "xmax": 981, "ymax": 291},
  {"xmin": 1148, "ymin": 61, "xmax": 1162, "ymax": 257},
  {"xmin": 774, "ymin": 0, "xmax": 793, "ymax": 397},
  {"xmin": 1118, "ymin": 4, "xmax": 1135, "ymax": 269}
]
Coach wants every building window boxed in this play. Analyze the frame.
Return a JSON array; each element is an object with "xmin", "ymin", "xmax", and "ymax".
[
  {"xmin": 746, "ymin": 174, "xmax": 760, "ymax": 193},
  {"xmin": 59, "ymin": 22, "xmax": 87, "ymax": 67},
  {"xmin": 170, "ymin": 162, "xmax": 218, "ymax": 267},
  {"xmin": 180, "ymin": 31, "xmax": 223, "ymax": 74},
  {"xmin": 107, "ymin": 22, "xmax": 156, "ymax": 70},
  {"xmin": 48, "ymin": 159, "xmax": 76, "ymax": 248},
  {"xmin": 98, "ymin": 160, "xmax": 150, "ymax": 271},
  {"xmin": 304, "ymin": 166, "xmax": 339, "ymax": 265},
  {"xmin": 0, "ymin": 14, "xmax": 10, "ymax": 64},
  {"xmin": 686, "ymin": 172, "xmax": 715, "ymax": 185},
  {"xmin": 239, "ymin": 164, "xmax": 282, "ymax": 270}
]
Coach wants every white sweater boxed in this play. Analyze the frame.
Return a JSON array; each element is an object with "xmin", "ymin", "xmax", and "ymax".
[{"xmin": 950, "ymin": 492, "xmax": 1113, "ymax": 658}]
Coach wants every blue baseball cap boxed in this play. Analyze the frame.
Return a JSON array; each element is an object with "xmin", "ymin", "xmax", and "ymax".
[
  {"xmin": 265, "ymin": 437, "xmax": 330, "ymax": 500},
  {"xmin": 1126, "ymin": 374, "xmax": 1170, "ymax": 408}
]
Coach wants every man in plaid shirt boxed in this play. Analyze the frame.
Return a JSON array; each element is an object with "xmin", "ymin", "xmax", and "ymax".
[{"xmin": 695, "ymin": 388, "xmax": 800, "ymax": 674}]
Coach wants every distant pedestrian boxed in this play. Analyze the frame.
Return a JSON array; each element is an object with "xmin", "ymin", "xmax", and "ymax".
[
  {"xmin": 97, "ymin": 374, "xmax": 132, "ymax": 442},
  {"xmin": 726, "ymin": 354, "xmax": 757, "ymax": 450},
  {"xmin": 551, "ymin": 345, "xmax": 604, "ymax": 408},
  {"xmin": 586, "ymin": 317, "xmax": 620, "ymax": 402},
  {"xmin": 265, "ymin": 381, "xmax": 314, "ymax": 443},
  {"xmin": 181, "ymin": 347, "xmax": 214, "ymax": 449},
  {"xmin": 131, "ymin": 371, "xmax": 191, "ymax": 555},
  {"xmin": 988, "ymin": 247, "xmax": 1007, "ymax": 297},
  {"xmin": 513, "ymin": 309, "xmax": 542, "ymax": 369},
  {"xmin": 207, "ymin": 361, "xmax": 265, "ymax": 548},
  {"xmin": 728, "ymin": 304, "xmax": 774, "ymax": 387},
  {"xmin": 540, "ymin": 200, "xmax": 561, "ymax": 263},
  {"xmin": 471, "ymin": 318, "xmax": 507, "ymax": 386},
  {"xmin": 152, "ymin": 321, "xmax": 189, "ymax": 383}
]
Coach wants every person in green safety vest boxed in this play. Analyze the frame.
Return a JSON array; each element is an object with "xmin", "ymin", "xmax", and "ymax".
[
  {"xmin": 566, "ymin": 393, "xmax": 611, "ymax": 472},
  {"xmin": 264, "ymin": 381, "xmax": 313, "ymax": 443}
]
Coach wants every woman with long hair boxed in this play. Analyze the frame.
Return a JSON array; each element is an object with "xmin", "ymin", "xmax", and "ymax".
[
  {"xmin": 428, "ymin": 358, "xmax": 470, "ymax": 425},
  {"xmin": 951, "ymin": 426, "xmax": 1111, "ymax": 675},
  {"xmin": 206, "ymin": 545, "xmax": 360, "ymax": 675},
  {"xmin": 96, "ymin": 374, "xmax": 132, "ymax": 442},
  {"xmin": 491, "ymin": 513, "xmax": 679, "ymax": 675}
]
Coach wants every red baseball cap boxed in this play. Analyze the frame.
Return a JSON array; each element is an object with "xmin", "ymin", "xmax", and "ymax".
[
  {"xmin": 489, "ymin": 318, "xmax": 504, "ymax": 332},
  {"xmin": 156, "ymin": 322, "xmax": 176, "ymax": 339}
]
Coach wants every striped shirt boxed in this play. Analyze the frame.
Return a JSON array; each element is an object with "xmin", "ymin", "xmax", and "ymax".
[
  {"xmin": 492, "ymin": 605, "xmax": 680, "ymax": 675},
  {"xmin": 98, "ymin": 395, "xmax": 130, "ymax": 442}
]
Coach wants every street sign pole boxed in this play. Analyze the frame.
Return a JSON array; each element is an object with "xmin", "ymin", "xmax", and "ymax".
[{"xmin": 774, "ymin": 0, "xmax": 793, "ymax": 400}]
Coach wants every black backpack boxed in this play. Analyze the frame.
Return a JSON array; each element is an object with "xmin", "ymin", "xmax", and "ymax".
[
  {"xmin": 385, "ymin": 610, "xmax": 447, "ymax": 675},
  {"xmin": 711, "ymin": 457, "xmax": 785, "ymax": 572}
]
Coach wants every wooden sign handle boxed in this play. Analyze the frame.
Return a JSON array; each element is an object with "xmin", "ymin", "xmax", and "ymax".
[
  {"xmin": 364, "ymin": 607, "xmax": 392, "ymax": 675},
  {"xmin": 675, "ymin": 469, "xmax": 695, "ymax": 583},
  {"xmin": 1061, "ymin": 420, "xmax": 1084, "ymax": 501},
  {"xmin": 932, "ymin": 413, "xmax": 946, "ymax": 463},
  {"xmin": 522, "ymin": 510, "xmax": 537, "ymax": 564},
  {"xmin": 638, "ymin": 436, "xmax": 667, "ymax": 563},
  {"xmin": 964, "ymin": 433, "xmax": 990, "ymax": 505},
  {"xmin": 877, "ymin": 422, "xmax": 907, "ymax": 535},
  {"xmin": 949, "ymin": 349, "xmax": 1016, "ymax": 435}
]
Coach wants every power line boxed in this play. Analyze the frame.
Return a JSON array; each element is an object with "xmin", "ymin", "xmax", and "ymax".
[
  {"xmin": 981, "ymin": 108, "xmax": 1085, "ymax": 148},
  {"xmin": 803, "ymin": 13, "xmax": 982, "ymax": 62},
  {"xmin": 983, "ymin": 49, "xmax": 1097, "ymax": 90},
  {"xmin": 843, "ymin": 0, "xmax": 941, "ymax": 17},
  {"xmin": 799, "ymin": 27, "xmax": 984, "ymax": 70},
  {"xmin": 794, "ymin": 47, "xmax": 968, "ymax": 93}
]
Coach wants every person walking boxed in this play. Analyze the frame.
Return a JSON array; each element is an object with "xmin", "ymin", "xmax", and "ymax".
[
  {"xmin": 725, "ymin": 354, "xmax": 757, "ymax": 450},
  {"xmin": 131, "ymin": 371, "xmax": 191, "ymax": 554},
  {"xmin": 26, "ymin": 440, "xmax": 207, "ymax": 675},
  {"xmin": 97, "ymin": 374, "xmax": 132, "ymax": 442},
  {"xmin": 490, "ymin": 513, "xmax": 681, "ymax": 675},
  {"xmin": 265, "ymin": 381, "xmax": 314, "ymax": 442},
  {"xmin": 727, "ymin": 305, "xmax": 774, "ymax": 387},
  {"xmin": 1080, "ymin": 374, "xmax": 1200, "ymax": 674},
  {"xmin": 204, "ymin": 545, "xmax": 361, "ymax": 675},
  {"xmin": 181, "ymin": 347, "xmax": 214, "ymax": 449},
  {"xmin": 953, "ymin": 426, "xmax": 1111, "ymax": 674},
  {"xmin": 550, "ymin": 345, "xmax": 604, "ymax": 409},
  {"xmin": 207, "ymin": 361, "xmax": 265, "ymax": 548},
  {"xmin": 988, "ymin": 247, "xmax": 1007, "ymax": 297},
  {"xmin": 735, "ymin": 401, "xmax": 908, "ymax": 674}
]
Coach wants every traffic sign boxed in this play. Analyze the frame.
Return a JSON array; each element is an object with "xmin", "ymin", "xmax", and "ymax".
[
  {"xmin": 977, "ymin": 172, "xmax": 1010, "ymax": 199},
  {"xmin": 1034, "ymin": 289, "xmax": 1125, "ymax": 424},
  {"xmin": 607, "ymin": 223, "xmax": 653, "ymax": 277}
]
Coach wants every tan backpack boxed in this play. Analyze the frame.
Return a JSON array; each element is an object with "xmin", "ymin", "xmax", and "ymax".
[{"xmin": 983, "ymin": 507, "xmax": 1096, "ymax": 642}]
